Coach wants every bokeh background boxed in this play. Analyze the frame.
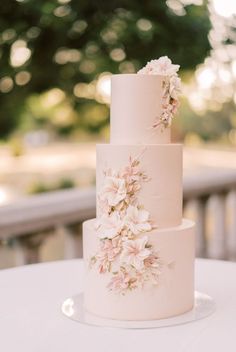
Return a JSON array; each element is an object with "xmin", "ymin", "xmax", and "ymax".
[{"xmin": 1, "ymin": 0, "xmax": 236, "ymax": 268}]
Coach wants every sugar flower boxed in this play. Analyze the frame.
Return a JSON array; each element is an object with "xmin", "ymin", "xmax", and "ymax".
[
  {"xmin": 96, "ymin": 237, "xmax": 122, "ymax": 273},
  {"xmin": 138, "ymin": 56, "xmax": 181, "ymax": 129},
  {"xmin": 91, "ymin": 153, "xmax": 163, "ymax": 293},
  {"xmin": 107, "ymin": 270, "xmax": 133, "ymax": 292},
  {"xmin": 121, "ymin": 236, "xmax": 151, "ymax": 270},
  {"xmin": 99, "ymin": 237, "xmax": 121, "ymax": 261},
  {"xmin": 125, "ymin": 205, "xmax": 152, "ymax": 235},
  {"xmin": 100, "ymin": 176, "xmax": 126, "ymax": 207},
  {"xmin": 121, "ymin": 162, "xmax": 140, "ymax": 183},
  {"xmin": 96, "ymin": 212, "xmax": 124, "ymax": 239},
  {"xmin": 97, "ymin": 195, "xmax": 110, "ymax": 213},
  {"xmin": 138, "ymin": 56, "xmax": 180, "ymax": 76},
  {"xmin": 169, "ymin": 75, "xmax": 181, "ymax": 100}
]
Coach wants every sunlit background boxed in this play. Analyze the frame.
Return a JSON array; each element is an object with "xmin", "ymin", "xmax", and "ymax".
[{"xmin": 1, "ymin": 0, "xmax": 236, "ymax": 268}]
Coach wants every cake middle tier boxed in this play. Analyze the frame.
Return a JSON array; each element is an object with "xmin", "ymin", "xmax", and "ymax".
[{"xmin": 96, "ymin": 144, "xmax": 182, "ymax": 228}]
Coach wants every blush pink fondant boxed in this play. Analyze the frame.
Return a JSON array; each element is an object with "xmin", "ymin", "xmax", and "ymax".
[
  {"xmin": 110, "ymin": 74, "xmax": 171, "ymax": 144},
  {"xmin": 82, "ymin": 58, "xmax": 195, "ymax": 322},
  {"xmin": 83, "ymin": 218, "xmax": 195, "ymax": 320},
  {"xmin": 96, "ymin": 144, "xmax": 182, "ymax": 228}
]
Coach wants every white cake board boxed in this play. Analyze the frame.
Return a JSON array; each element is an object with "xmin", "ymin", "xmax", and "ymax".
[{"xmin": 61, "ymin": 291, "xmax": 215, "ymax": 329}]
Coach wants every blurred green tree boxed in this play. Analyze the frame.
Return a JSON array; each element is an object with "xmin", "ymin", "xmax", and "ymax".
[{"xmin": 0, "ymin": 0, "xmax": 210, "ymax": 138}]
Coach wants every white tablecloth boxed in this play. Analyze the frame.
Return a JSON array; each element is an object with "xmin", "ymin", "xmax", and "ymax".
[{"xmin": 0, "ymin": 259, "xmax": 236, "ymax": 352}]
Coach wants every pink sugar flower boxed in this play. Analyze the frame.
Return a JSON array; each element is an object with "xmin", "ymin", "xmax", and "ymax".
[
  {"xmin": 170, "ymin": 99, "xmax": 179, "ymax": 115},
  {"xmin": 121, "ymin": 236, "xmax": 151, "ymax": 270},
  {"xmin": 101, "ymin": 238, "xmax": 121, "ymax": 261},
  {"xmin": 144, "ymin": 253, "xmax": 160, "ymax": 269},
  {"xmin": 107, "ymin": 271, "xmax": 130, "ymax": 291},
  {"xmin": 122, "ymin": 164, "xmax": 140, "ymax": 183},
  {"xmin": 96, "ymin": 238, "xmax": 122, "ymax": 273}
]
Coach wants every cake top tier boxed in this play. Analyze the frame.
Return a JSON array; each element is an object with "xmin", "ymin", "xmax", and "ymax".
[{"xmin": 110, "ymin": 56, "xmax": 181, "ymax": 145}]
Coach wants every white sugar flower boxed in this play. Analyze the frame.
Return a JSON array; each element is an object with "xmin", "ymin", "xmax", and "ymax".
[
  {"xmin": 138, "ymin": 56, "xmax": 180, "ymax": 76},
  {"xmin": 169, "ymin": 75, "xmax": 181, "ymax": 100},
  {"xmin": 154, "ymin": 56, "xmax": 180, "ymax": 75},
  {"xmin": 96, "ymin": 212, "xmax": 123, "ymax": 239},
  {"xmin": 125, "ymin": 205, "xmax": 152, "ymax": 235},
  {"xmin": 100, "ymin": 176, "xmax": 127, "ymax": 207},
  {"xmin": 121, "ymin": 236, "xmax": 151, "ymax": 270}
]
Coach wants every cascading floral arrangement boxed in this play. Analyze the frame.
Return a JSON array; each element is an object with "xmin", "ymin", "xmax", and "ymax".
[
  {"xmin": 138, "ymin": 56, "xmax": 181, "ymax": 129},
  {"xmin": 90, "ymin": 154, "xmax": 162, "ymax": 294}
]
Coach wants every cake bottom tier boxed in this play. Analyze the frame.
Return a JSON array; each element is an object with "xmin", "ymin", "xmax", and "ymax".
[{"xmin": 83, "ymin": 218, "xmax": 195, "ymax": 321}]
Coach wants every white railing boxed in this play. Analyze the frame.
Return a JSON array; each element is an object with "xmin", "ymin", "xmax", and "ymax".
[
  {"xmin": 183, "ymin": 169, "xmax": 236, "ymax": 260},
  {"xmin": 0, "ymin": 170, "xmax": 236, "ymax": 267},
  {"xmin": 0, "ymin": 188, "xmax": 96, "ymax": 266}
]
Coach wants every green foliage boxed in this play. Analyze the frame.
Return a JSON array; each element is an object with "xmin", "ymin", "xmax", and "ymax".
[
  {"xmin": 178, "ymin": 98, "xmax": 235, "ymax": 143},
  {"xmin": 28, "ymin": 177, "xmax": 75, "ymax": 194},
  {"xmin": 0, "ymin": 0, "xmax": 211, "ymax": 138},
  {"xmin": 9, "ymin": 136, "xmax": 25, "ymax": 156}
]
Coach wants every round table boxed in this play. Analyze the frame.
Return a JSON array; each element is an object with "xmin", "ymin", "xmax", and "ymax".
[{"xmin": 0, "ymin": 259, "xmax": 235, "ymax": 352}]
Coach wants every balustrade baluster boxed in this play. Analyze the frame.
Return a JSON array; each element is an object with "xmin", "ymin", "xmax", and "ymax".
[
  {"xmin": 192, "ymin": 198, "xmax": 208, "ymax": 258},
  {"xmin": 207, "ymin": 194, "xmax": 227, "ymax": 260},
  {"xmin": 13, "ymin": 232, "xmax": 48, "ymax": 265},
  {"xmin": 12, "ymin": 238, "xmax": 29, "ymax": 266},
  {"xmin": 62, "ymin": 223, "xmax": 83, "ymax": 259},
  {"xmin": 227, "ymin": 190, "xmax": 236, "ymax": 260}
]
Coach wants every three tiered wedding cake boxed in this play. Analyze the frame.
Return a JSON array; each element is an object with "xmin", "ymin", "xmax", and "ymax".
[{"xmin": 83, "ymin": 57, "xmax": 195, "ymax": 321}]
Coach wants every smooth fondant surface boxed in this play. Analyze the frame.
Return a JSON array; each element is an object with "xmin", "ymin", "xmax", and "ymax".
[{"xmin": 110, "ymin": 74, "xmax": 171, "ymax": 145}]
